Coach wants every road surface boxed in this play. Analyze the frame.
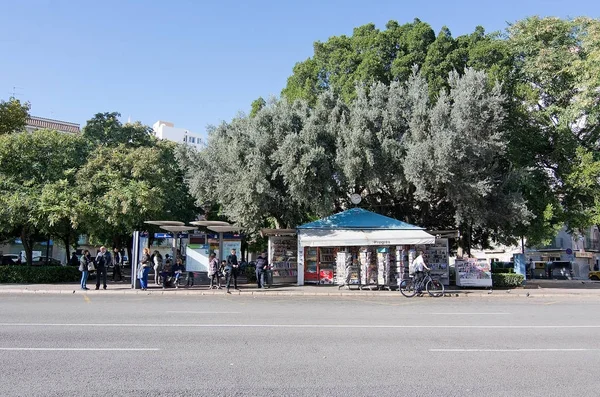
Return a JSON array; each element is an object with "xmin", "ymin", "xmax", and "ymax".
[{"xmin": 1, "ymin": 293, "xmax": 598, "ymax": 396}]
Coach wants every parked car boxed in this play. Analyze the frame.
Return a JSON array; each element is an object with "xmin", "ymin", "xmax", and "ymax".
[
  {"xmin": 1, "ymin": 254, "xmax": 20, "ymax": 265},
  {"xmin": 589, "ymin": 271, "xmax": 600, "ymax": 281},
  {"xmin": 31, "ymin": 256, "xmax": 62, "ymax": 266}
]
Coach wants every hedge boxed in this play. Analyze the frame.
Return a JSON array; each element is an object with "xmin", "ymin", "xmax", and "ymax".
[
  {"xmin": 492, "ymin": 273, "xmax": 524, "ymax": 288},
  {"xmin": 0, "ymin": 266, "xmax": 81, "ymax": 284}
]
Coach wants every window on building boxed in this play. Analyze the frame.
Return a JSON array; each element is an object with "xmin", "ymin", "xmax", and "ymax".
[
  {"xmin": 183, "ymin": 136, "xmax": 187, "ymax": 142},
  {"xmin": 190, "ymin": 137, "xmax": 195, "ymax": 143}
]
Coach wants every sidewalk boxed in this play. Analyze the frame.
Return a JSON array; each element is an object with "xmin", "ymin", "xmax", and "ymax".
[{"xmin": 1, "ymin": 279, "xmax": 600, "ymax": 297}]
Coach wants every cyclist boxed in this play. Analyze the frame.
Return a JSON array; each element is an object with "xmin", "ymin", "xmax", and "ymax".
[{"xmin": 413, "ymin": 250, "xmax": 430, "ymax": 294}]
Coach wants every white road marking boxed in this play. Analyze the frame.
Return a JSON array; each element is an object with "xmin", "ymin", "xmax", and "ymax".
[
  {"xmin": 430, "ymin": 348, "xmax": 600, "ymax": 352},
  {"xmin": 166, "ymin": 311, "xmax": 241, "ymax": 314},
  {"xmin": 429, "ymin": 313, "xmax": 510, "ymax": 315},
  {"xmin": 0, "ymin": 348, "xmax": 160, "ymax": 351},
  {"xmin": 1, "ymin": 323, "xmax": 600, "ymax": 329}
]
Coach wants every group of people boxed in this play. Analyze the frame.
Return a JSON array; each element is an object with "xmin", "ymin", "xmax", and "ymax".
[
  {"xmin": 77, "ymin": 246, "xmax": 124, "ymax": 290},
  {"xmin": 77, "ymin": 246, "xmax": 270, "ymax": 292},
  {"xmin": 208, "ymin": 249, "xmax": 270, "ymax": 293},
  {"xmin": 138, "ymin": 248, "xmax": 185, "ymax": 290}
]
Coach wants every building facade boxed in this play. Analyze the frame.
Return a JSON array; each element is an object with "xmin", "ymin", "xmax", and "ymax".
[
  {"xmin": 152, "ymin": 120, "xmax": 204, "ymax": 147},
  {"xmin": 25, "ymin": 116, "xmax": 80, "ymax": 134}
]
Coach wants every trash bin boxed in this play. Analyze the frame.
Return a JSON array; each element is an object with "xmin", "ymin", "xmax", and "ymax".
[{"xmin": 265, "ymin": 270, "xmax": 273, "ymax": 287}]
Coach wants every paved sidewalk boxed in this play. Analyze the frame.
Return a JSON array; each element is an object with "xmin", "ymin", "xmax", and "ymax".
[{"xmin": 1, "ymin": 279, "xmax": 600, "ymax": 297}]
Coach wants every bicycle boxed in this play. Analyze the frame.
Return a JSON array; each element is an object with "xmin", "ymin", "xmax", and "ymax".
[{"xmin": 399, "ymin": 271, "xmax": 445, "ymax": 298}]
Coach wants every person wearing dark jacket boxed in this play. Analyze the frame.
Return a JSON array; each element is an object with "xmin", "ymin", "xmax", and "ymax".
[
  {"xmin": 255, "ymin": 252, "xmax": 269, "ymax": 289},
  {"xmin": 95, "ymin": 246, "xmax": 112, "ymax": 290},
  {"xmin": 225, "ymin": 249, "xmax": 239, "ymax": 293},
  {"xmin": 78, "ymin": 250, "xmax": 91, "ymax": 290}
]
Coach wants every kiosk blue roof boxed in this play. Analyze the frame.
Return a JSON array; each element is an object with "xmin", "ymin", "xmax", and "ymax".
[{"xmin": 297, "ymin": 208, "xmax": 423, "ymax": 230}]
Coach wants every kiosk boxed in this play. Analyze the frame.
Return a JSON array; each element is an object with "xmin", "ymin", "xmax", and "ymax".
[{"xmin": 296, "ymin": 208, "xmax": 436, "ymax": 286}]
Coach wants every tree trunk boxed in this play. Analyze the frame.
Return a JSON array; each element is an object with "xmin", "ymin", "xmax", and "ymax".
[
  {"xmin": 63, "ymin": 236, "xmax": 70, "ymax": 263},
  {"xmin": 20, "ymin": 228, "xmax": 33, "ymax": 266}
]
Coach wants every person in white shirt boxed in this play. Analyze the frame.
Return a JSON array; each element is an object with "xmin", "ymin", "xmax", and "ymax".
[{"xmin": 413, "ymin": 251, "xmax": 430, "ymax": 293}]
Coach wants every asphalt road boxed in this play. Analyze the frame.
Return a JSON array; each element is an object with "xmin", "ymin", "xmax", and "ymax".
[{"xmin": 1, "ymin": 294, "xmax": 599, "ymax": 397}]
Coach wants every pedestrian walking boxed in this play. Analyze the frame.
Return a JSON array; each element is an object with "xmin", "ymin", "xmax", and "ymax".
[
  {"xmin": 208, "ymin": 253, "xmax": 221, "ymax": 289},
  {"xmin": 255, "ymin": 252, "xmax": 269, "ymax": 289},
  {"xmin": 225, "ymin": 249, "xmax": 240, "ymax": 294},
  {"xmin": 139, "ymin": 247, "xmax": 152, "ymax": 291},
  {"xmin": 94, "ymin": 246, "xmax": 112, "ymax": 290},
  {"xmin": 78, "ymin": 250, "xmax": 91, "ymax": 290},
  {"xmin": 112, "ymin": 248, "xmax": 123, "ymax": 281},
  {"xmin": 153, "ymin": 251, "xmax": 163, "ymax": 285}
]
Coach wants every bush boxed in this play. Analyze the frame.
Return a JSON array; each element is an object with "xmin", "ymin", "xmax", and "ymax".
[
  {"xmin": 244, "ymin": 267, "xmax": 257, "ymax": 283},
  {"xmin": 492, "ymin": 273, "xmax": 524, "ymax": 288},
  {"xmin": 492, "ymin": 268, "xmax": 514, "ymax": 274},
  {"xmin": 0, "ymin": 266, "xmax": 81, "ymax": 284}
]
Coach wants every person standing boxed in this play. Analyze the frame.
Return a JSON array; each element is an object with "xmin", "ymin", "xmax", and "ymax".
[
  {"xmin": 112, "ymin": 248, "xmax": 123, "ymax": 282},
  {"xmin": 225, "ymin": 249, "xmax": 240, "ymax": 293},
  {"xmin": 153, "ymin": 251, "xmax": 163, "ymax": 286},
  {"xmin": 69, "ymin": 252, "xmax": 79, "ymax": 267},
  {"xmin": 255, "ymin": 252, "xmax": 269, "ymax": 289},
  {"xmin": 139, "ymin": 247, "xmax": 152, "ymax": 291},
  {"xmin": 208, "ymin": 253, "xmax": 221, "ymax": 289},
  {"xmin": 78, "ymin": 250, "xmax": 91, "ymax": 290},
  {"xmin": 95, "ymin": 246, "xmax": 112, "ymax": 290}
]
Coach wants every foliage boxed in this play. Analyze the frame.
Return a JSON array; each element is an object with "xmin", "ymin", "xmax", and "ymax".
[
  {"xmin": 0, "ymin": 266, "xmax": 80, "ymax": 284},
  {"xmin": 82, "ymin": 112, "xmax": 155, "ymax": 147},
  {"xmin": 76, "ymin": 140, "xmax": 198, "ymax": 246},
  {"xmin": 0, "ymin": 129, "xmax": 90, "ymax": 264},
  {"xmin": 492, "ymin": 273, "xmax": 524, "ymax": 288},
  {"xmin": 282, "ymin": 19, "xmax": 511, "ymax": 106},
  {"xmin": 0, "ymin": 97, "xmax": 30, "ymax": 135},
  {"xmin": 507, "ymin": 17, "xmax": 600, "ymax": 235}
]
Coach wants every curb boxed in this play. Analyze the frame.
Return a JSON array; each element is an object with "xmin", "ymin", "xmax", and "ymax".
[{"xmin": 0, "ymin": 288, "xmax": 599, "ymax": 298}]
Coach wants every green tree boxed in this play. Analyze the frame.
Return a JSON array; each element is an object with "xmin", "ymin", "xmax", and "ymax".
[
  {"xmin": 508, "ymin": 17, "xmax": 600, "ymax": 234},
  {"xmin": 76, "ymin": 140, "xmax": 198, "ymax": 249},
  {"xmin": 404, "ymin": 68, "xmax": 528, "ymax": 254},
  {"xmin": 82, "ymin": 112, "xmax": 155, "ymax": 147},
  {"xmin": 0, "ymin": 129, "xmax": 89, "ymax": 264},
  {"xmin": 0, "ymin": 97, "xmax": 30, "ymax": 135}
]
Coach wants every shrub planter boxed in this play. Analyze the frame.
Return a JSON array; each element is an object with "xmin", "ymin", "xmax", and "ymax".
[{"xmin": 0, "ymin": 266, "xmax": 80, "ymax": 284}]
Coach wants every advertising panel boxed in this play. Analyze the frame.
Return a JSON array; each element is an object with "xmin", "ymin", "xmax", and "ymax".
[{"xmin": 455, "ymin": 258, "xmax": 492, "ymax": 287}]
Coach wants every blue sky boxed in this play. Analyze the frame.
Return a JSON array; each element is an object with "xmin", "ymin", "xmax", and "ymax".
[{"xmin": 1, "ymin": 0, "xmax": 598, "ymax": 136}]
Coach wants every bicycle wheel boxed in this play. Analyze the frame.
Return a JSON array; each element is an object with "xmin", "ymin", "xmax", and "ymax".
[
  {"xmin": 426, "ymin": 279, "xmax": 444, "ymax": 297},
  {"xmin": 399, "ymin": 279, "xmax": 416, "ymax": 297}
]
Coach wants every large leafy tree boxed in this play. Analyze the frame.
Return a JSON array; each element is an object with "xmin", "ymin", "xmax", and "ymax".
[
  {"xmin": 0, "ymin": 129, "xmax": 89, "ymax": 264},
  {"xmin": 508, "ymin": 17, "xmax": 600, "ymax": 235},
  {"xmin": 76, "ymin": 140, "xmax": 198, "ymax": 250},
  {"xmin": 178, "ymin": 99, "xmax": 314, "ymax": 231},
  {"xmin": 0, "ymin": 97, "xmax": 30, "ymax": 135},
  {"xmin": 403, "ymin": 68, "xmax": 529, "ymax": 254}
]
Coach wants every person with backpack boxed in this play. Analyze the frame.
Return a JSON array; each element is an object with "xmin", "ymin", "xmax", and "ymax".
[
  {"xmin": 94, "ymin": 246, "xmax": 112, "ymax": 290},
  {"xmin": 225, "ymin": 249, "xmax": 240, "ymax": 294},
  {"xmin": 255, "ymin": 252, "xmax": 269, "ymax": 289}
]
